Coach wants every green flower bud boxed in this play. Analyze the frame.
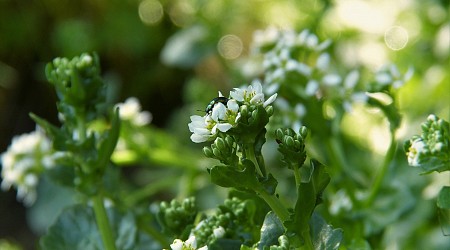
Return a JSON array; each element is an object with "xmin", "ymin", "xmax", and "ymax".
[
  {"xmin": 215, "ymin": 137, "xmax": 226, "ymax": 152},
  {"xmin": 299, "ymin": 126, "xmax": 308, "ymax": 139},
  {"xmin": 213, "ymin": 147, "xmax": 222, "ymax": 158},
  {"xmin": 203, "ymin": 146, "xmax": 214, "ymax": 158},
  {"xmin": 225, "ymin": 135, "xmax": 235, "ymax": 148},
  {"xmin": 265, "ymin": 105, "xmax": 274, "ymax": 116},
  {"xmin": 285, "ymin": 136, "xmax": 295, "ymax": 147}
]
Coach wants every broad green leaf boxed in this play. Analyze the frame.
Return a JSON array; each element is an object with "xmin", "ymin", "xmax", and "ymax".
[
  {"xmin": 209, "ymin": 159, "xmax": 259, "ymax": 191},
  {"xmin": 40, "ymin": 205, "xmax": 138, "ymax": 250},
  {"xmin": 258, "ymin": 212, "xmax": 285, "ymax": 249},
  {"xmin": 309, "ymin": 213, "xmax": 343, "ymax": 250}
]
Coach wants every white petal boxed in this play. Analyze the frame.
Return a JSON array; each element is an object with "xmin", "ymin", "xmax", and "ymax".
[
  {"xmin": 230, "ymin": 89, "xmax": 245, "ymax": 102},
  {"xmin": 250, "ymin": 93, "xmax": 264, "ymax": 104},
  {"xmin": 344, "ymin": 70, "xmax": 359, "ymax": 89},
  {"xmin": 376, "ymin": 73, "xmax": 391, "ymax": 84},
  {"xmin": 305, "ymin": 80, "xmax": 319, "ymax": 96},
  {"xmin": 212, "ymin": 103, "xmax": 226, "ymax": 121},
  {"xmin": 218, "ymin": 91, "xmax": 224, "ymax": 97},
  {"xmin": 322, "ymin": 74, "xmax": 341, "ymax": 86},
  {"xmin": 316, "ymin": 53, "xmax": 330, "ymax": 71},
  {"xmin": 263, "ymin": 93, "xmax": 277, "ymax": 107},
  {"xmin": 193, "ymin": 127, "xmax": 211, "ymax": 135},
  {"xmin": 217, "ymin": 123, "xmax": 232, "ymax": 132},
  {"xmin": 190, "ymin": 134, "xmax": 208, "ymax": 143},
  {"xmin": 185, "ymin": 235, "xmax": 197, "ymax": 248},
  {"xmin": 227, "ymin": 99, "xmax": 239, "ymax": 112},
  {"xmin": 170, "ymin": 239, "xmax": 183, "ymax": 250},
  {"xmin": 296, "ymin": 63, "xmax": 312, "ymax": 76},
  {"xmin": 252, "ymin": 80, "xmax": 263, "ymax": 94}
]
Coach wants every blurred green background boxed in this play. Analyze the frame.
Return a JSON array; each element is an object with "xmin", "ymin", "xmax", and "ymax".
[{"xmin": 0, "ymin": 0, "xmax": 448, "ymax": 249}]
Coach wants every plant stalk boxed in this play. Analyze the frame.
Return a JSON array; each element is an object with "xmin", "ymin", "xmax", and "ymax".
[{"xmin": 92, "ymin": 195, "xmax": 117, "ymax": 250}]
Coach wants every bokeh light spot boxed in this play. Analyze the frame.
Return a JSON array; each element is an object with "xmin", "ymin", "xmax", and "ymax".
[
  {"xmin": 217, "ymin": 35, "xmax": 243, "ymax": 60},
  {"xmin": 384, "ymin": 26, "xmax": 409, "ymax": 50},
  {"xmin": 139, "ymin": 0, "xmax": 163, "ymax": 25}
]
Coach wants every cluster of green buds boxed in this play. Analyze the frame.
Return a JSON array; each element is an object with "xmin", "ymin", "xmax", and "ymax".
[
  {"xmin": 157, "ymin": 197, "xmax": 198, "ymax": 237},
  {"xmin": 275, "ymin": 127, "xmax": 308, "ymax": 169},
  {"xmin": 30, "ymin": 53, "xmax": 120, "ymax": 196},
  {"xmin": 404, "ymin": 114, "xmax": 449, "ymax": 172}
]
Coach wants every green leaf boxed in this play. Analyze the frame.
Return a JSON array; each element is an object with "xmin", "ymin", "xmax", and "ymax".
[
  {"xmin": 309, "ymin": 213, "xmax": 343, "ymax": 250},
  {"xmin": 437, "ymin": 186, "xmax": 450, "ymax": 209},
  {"xmin": 209, "ymin": 159, "xmax": 259, "ymax": 191},
  {"xmin": 97, "ymin": 108, "xmax": 121, "ymax": 168},
  {"xmin": 284, "ymin": 160, "xmax": 330, "ymax": 245},
  {"xmin": 40, "ymin": 205, "xmax": 138, "ymax": 250},
  {"xmin": 208, "ymin": 239, "xmax": 243, "ymax": 250},
  {"xmin": 30, "ymin": 113, "xmax": 70, "ymax": 151},
  {"xmin": 258, "ymin": 212, "xmax": 285, "ymax": 249}
]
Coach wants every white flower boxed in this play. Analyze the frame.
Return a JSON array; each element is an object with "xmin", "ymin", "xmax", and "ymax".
[
  {"xmin": 230, "ymin": 80, "xmax": 277, "ymax": 107},
  {"xmin": 170, "ymin": 235, "xmax": 208, "ymax": 250},
  {"xmin": 375, "ymin": 64, "xmax": 414, "ymax": 89},
  {"xmin": 1, "ymin": 129, "xmax": 53, "ymax": 205},
  {"xmin": 213, "ymin": 226, "xmax": 226, "ymax": 238},
  {"xmin": 407, "ymin": 138, "xmax": 427, "ymax": 167},
  {"xmin": 188, "ymin": 99, "xmax": 241, "ymax": 143},
  {"xmin": 115, "ymin": 97, "xmax": 152, "ymax": 126}
]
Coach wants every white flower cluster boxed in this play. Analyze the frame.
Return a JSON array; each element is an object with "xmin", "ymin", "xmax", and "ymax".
[
  {"xmin": 375, "ymin": 64, "xmax": 413, "ymax": 89},
  {"xmin": 115, "ymin": 97, "xmax": 152, "ymax": 126},
  {"xmin": 188, "ymin": 81, "xmax": 277, "ymax": 143},
  {"xmin": 170, "ymin": 235, "xmax": 208, "ymax": 250},
  {"xmin": 1, "ymin": 129, "xmax": 55, "ymax": 205},
  {"xmin": 248, "ymin": 27, "xmax": 374, "ymax": 130},
  {"xmin": 406, "ymin": 114, "xmax": 449, "ymax": 167}
]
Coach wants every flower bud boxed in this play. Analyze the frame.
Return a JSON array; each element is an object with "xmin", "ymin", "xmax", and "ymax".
[
  {"xmin": 225, "ymin": 135, "xmax": 234, "ymax": 148},
  {"xmin": 285, "ymin": 136, "xmax": 295, "ymax": 147},
  {"xmin": 203, "ymin": 146, "xmax": 214, "ymax": 158},
  {"xmin": 265, "ymin": 105, "xmax": 274, "ymax": 116},
  {"xmin": 215, "ymin": 137, "xmax": 226, "ymax": 152},
  {"xmin": 212, "ymin": 147, "xmax": 222, "ymax": 158},
  {"xmin": 299, "ymin": 126, "xmax": 308, "ymax": 139}
]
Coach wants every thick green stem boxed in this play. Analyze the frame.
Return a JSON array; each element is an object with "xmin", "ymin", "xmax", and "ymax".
[
  {"xmin": 365, "ymin": 132, "xmax": 397, "ymax": 206},
  {"xmin": 302, "ymin": 229, "xmax": 314, "ymax": 250},
  {"xmin": 92, "ymin": 195, "xmax": 117, "ymax": 250},
  {"xmin": 257, "ymin": 188, "xmax": 290, "ymax": 222}
]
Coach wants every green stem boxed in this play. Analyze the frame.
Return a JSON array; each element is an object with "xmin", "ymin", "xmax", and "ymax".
[
  {"xmin": 244, "ymin": 143, "xmax": 264, "ymax": 177},
  {"xmin": 92, "ymin": 195, "xmax": 117, "ymax": 250},
  {"xmin": 124, "ymin": 175, "xmax": 178, "ymax": 206},
  {"xmin": 302, "ymin": 229, "xmax": 314, "ymax": 250},
  {"xmin": 256, "ymin": 188, "xmax": 290, "ymax": 222},
  {"xmin": 292, "ymin": 163, "xmax": 301, "ymax": 188},
  {"xmin": 365, "ymin": 132, "xmax": 397, "ymax": 206}
]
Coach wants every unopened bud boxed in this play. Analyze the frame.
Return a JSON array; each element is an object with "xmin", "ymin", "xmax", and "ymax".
[{"xmin": 203, "ymin": 146, "xmax": 214, "ymax": 158}]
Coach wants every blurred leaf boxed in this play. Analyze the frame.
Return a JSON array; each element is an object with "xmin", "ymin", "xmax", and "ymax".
[
  {"xmin": 437, "ymin": 186, "xmax": 450, "ymax": 209},
  {"xmin": 310, "ymin": 213, "xmax": 343, "ymax": 250},
  {"xmin": 161, "ymin": 25, "xmax": 215, "ymax": 68},
  {"xmin": 40, "ymin": 205, "xmax": 139, "ymax": 250}
]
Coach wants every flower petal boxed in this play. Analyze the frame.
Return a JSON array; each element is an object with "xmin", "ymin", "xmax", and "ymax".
[
  {"xmin": 216, "ymin": 123, "xmax": 232, "ymax": 132},
  {"xmin": 263, "ymin": 93, "xmax": 277, "ymax": 107}
]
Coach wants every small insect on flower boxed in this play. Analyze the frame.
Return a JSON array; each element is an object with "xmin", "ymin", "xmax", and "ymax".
[{"xmin": 205, "ymin": 97, "xmax": 229, "ymax": 114}]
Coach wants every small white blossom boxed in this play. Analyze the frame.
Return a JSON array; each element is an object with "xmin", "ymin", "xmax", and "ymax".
[
  {"xmin": 407, "ymin": 138, "xmax": 427, "ymax": 167},
  {"xmin": 188, "ymin": 99, "xmax": 240, "ymax": 143},
  {"xmin": 1, "ymin": 129, "xmax": 53, "ymax": 205},
  {"xmin": 230, "ymin": 80, "xmax": 277, "ymax": 107},
  {"xmin": 375, "ymin": 64, "xmax": 414, "ymax": 89},
  {"xmin": 170, "ymin": 235, "xmax": 208, "ymax": 250},
  {"xmin": 213, "ymin": 226, "xmax": 226, "ymax": 238},
  {"xmin": 115, "ymin": 97, "xmax": 152, "ymax": 126}
]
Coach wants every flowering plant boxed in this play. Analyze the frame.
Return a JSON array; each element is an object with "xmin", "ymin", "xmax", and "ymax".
[{"xmin": 0, "ymin": 24, "xmax": 448, "ymax": 250}]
